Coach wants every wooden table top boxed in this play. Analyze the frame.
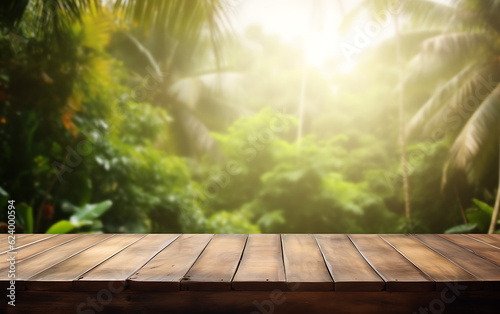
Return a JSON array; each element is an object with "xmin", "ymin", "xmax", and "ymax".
[{"xmin": 1, "ymin": 234, "xmax": 500, "ymax": 292}]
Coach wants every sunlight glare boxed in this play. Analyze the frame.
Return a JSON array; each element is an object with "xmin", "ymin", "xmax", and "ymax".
[{"xmin": 305, "ymin": 34, "xmax": 327, "ymax": 67}]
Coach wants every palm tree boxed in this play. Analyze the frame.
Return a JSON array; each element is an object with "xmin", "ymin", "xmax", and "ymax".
[
  {"xmin": 343, "ymin": 0, "xmax": 500, "ymax": 233},
  {"xmin": 341, "ymin": 0, "xmax": 413, "ymax": 223},
  {"xmin": 401, "ymin": 0, "xmax": 500, "ymax": 233},
  {"xmin": 1, "ymin": 0, "xmax": 235, "ymax": 231},
  {"xmin": 1, "ymin": 0, "xmax": 230, "ymax": 40},
  {"xmin": 110, "ymin": 1, "xmax": 238, "ymax": 158},
  {"xmin": 109, "ymin": 25, "xmax": 241, "ymax": 158},
  {"xmin": 1, "ymin": 0, "xmax": 236, "ymax": 157},
  {"xmin": 393, "ymin": 12, "xmax": 412, "ymax": 221}
]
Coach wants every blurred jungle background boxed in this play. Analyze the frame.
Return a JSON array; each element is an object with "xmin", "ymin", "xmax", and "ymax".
[{"xmin": 1, "ymin": 0, "xmax": 500, "ymax": 234}]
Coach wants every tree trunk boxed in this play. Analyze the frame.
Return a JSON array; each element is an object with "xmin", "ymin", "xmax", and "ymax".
[
  {"xmin": 296, "ymin": 63, "xmax": 308, "ymax": 155},
  {"xmin": 297, "ymin": 0, "xmax": 321, "ymax": 156},
  {"xmin": 454, "ymin": 186, "xmax": 468, "ymax": 224},
  {"xmin": 488, "ymin": 137, "xmax": 500, "ymax": 234},
  {"xmin": 394, "ymin": 14, "xmax": 412, "ymax": 220}
]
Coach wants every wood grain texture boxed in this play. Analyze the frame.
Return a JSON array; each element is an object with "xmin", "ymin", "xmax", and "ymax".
[
  {"xmin": 440, "ymin": 234, "xmax": 500, "ymax": 267},
  {"xmin": 1, "ymin": 233, "xmax": 498, "ymax": 298},
  {"xmin": 232, "ymin": 234, "xmax": 286, "ymax": 291},
  {"xmin": 7, "ymin": 290, "xmax": 499, "ymax": 314},
  {"xmin": 74, "ymin": 234, "xmax": 180, "ymax": 291},
  {"xmin": 181, "ymin": 234, "xmax": 247, "ymax": 291},
  {"xmin": 0, "ymin": 234, "xmax": 28, "ymax": 239},
  {"xmin": 0, "ymin": 234, "xmax": 80, "ymax": 265},
  {"xmin": 0, "ymin": 234, "xmax": 56, "ymax": 254},
  {"xmin": 466, "ymin": 234, "xmax": 500, "ymax": 248},
  {"xmin": 128, "ymin": 234, "xmax": 213, "ymax": 291},
  {"xmin": 282, "ymin": 234, "xmax": 333, "ymax": 291},
  {"xmin": 414, "ymin": 234, "xmax": 500, "ymax": 290},
  {"xmin": 381, "ymin": 235, "xmax": 481, "ymax": 290},
  {"xmin": 315, "ymin": 234, "xmax": 384, "ymax": 291},
  {"xmin": 26, "ymin": 234, "xmax": 143, "ymax": 291},
  {"xmin": 0, "ymin": 234, "xmax": 111, "ymax": 281},
  {"xmin": 348, "ymin": 234, "xmax": 434, "ymax": 292},
  {"xmin": 0, "ymin": 234, "xmax": 112, "ymax": 291}
]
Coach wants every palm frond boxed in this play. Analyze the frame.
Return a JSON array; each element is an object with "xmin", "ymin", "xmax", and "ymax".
[
  {"xmin": 406, "ymin": 60, "xmax": 489, "ymax": 137},
  {"xmin": 462, "ymin": 0, "xmax": 500, "ymax": 34},
  {"xmin": 1, "ymin": 0, "xmax": 99, "ymax": 35},
  {"xmin": 421, "ymin": 64, "xmax": 496, "ymax": 137},
  {"xmin": 403, "ymin": 33, "xmax": 492, "ymax": 93},
  {"xmin": 0, "ymin": 0, "xmax": 29, "ymax": 28},
  {"xmin": 113, "ymin": 0, "xmax": 233, "ymax": 68},
  {"xmin": 450, "ymin": 83, "xmax": 500, "ymax": 172},
  {"xmin": 418, "ymin": 32, "xmax": 491, "ymax": 61},
  {"xmin": 340, "ymin": 0, "xmax": 464, "ymax": 35},
  {"xmin": 358, "ymin": 30, "xmax": 441, "ymax": 67},
  {"xmin": 398, "ymin": 0, "xmax": 482, "ymax": 31},
  {"xmin": 121, "ymin": 31, "xmax": 164, "ymax": 80}
]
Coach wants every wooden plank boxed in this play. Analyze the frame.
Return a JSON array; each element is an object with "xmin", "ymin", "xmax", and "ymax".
[
  {"xmin": 232, "ymin": 234, "xmax": 286, "ymax": 291},
  {"xmin": 440, "ymin": 234, "xmax": 500, "ymax": 266},
  {"xmin": 129, "ymin": 234, "xmax": 213, "ymax": 291},
  {"xmin": 315, "ymin": 234, "xmax": 383, "ymax": 291},
  {"xmin": 26, "ymin": 234, "xmax": 143, "ymax": 290},
  {"xmin": 9, "ymin": 290, "xmax": 500, "ymax": 314},
  {"xmin": 0, "ymin": 234, "xmax": 81, "ymax": 268},
  {"xmin": 349, "ymin": 234, "xmax": 434, "ymax": 292},
  {"xmin": 0, "ymin": 233, "xmax": 28, "ymax": 239},
  {"xmin": 415, "ymin": 234, "xmax": 500, "ymax": 290},
  {"xmin": 181, "ymin": 234, "xmax": 247, "ymax": 291},
  {"xmin": 0, "ymin": 233, "xmax": 28, "ymax": 251},
  {"xmin": 0, "ymin": 234, "xmax": 56, "ymax": 254},
  {"xmin": 381, "ymin": 235, "xmax": 481, "ymax": 290},
  {"xmin": 0, "ymin": 233, "xmax": 28, "ymax": 240},
  {"xmin": 74, "ymin": 234, "xmax": 180, "ymax": 291},
  {"xmin": 0, "ymin": 234, "xmax": 112, "ymax": 290},
  {"xmin": 466, "ymin": 234, "xmax": 500, "ymax": 248},
  {"xmin": 282, "ymin": 234, "xmax": 333, "ymax": 291}
]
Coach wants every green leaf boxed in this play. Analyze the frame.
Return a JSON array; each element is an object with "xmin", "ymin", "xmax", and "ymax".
[
  {"xmin": 466, "ymin": 209, "xmax": 491, "ymax": 231},
  {"xmin": 16, "ymin": 203, "xmax": 34, "ymax": 233},
  {"xmin": 465, "ymin": 199, "xmax": 494, "ymax": 231},
  {"xmin": 46, "ymin": 220, "xmax": 75, "ymax": 234},
  {"xmin": 472, "ymin": 198, "xmax": 494, "ymax": 215},
  {"xmin": 69, "ymin": 200, "xmax": 113, "ymax": 227},
  {"xmin": 0, "ymin": 186, "xmax": 8, "ymax": 197},
  {"xmin": 445, "ymin": 223, "xmax": 477, "ymax": 234}
]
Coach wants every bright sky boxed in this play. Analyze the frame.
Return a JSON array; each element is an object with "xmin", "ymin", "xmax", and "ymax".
[
  {"xmin": 231, "ymin": 0, "xmax": 377, "ymax": 69},
  {"xmin": 230, "ymin": 0, "xmax": 454, "ymax": 69}
]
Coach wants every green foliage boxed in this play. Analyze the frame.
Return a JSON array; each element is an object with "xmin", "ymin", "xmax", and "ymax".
[
  {"xmin": 207, "ymin": 209, "xmax": 260, "ymax": 234},
  {"xmin": 468, "ymin": 199, "xmax": 494, "ymax": 231},
  {"xmin": 16, "ymin": 203, "xmax": 34, "ymax": 233},
  {"xmin": 9, "ymin": 198, "xmax": 112, "ymax": 234},
  {"xmin": 445, "ymin": 198, "xmax": 500, "ymax": 234},
  {"xmin": 13, "ymin": 200, "xmax": 112, "ymax": 234},
  {"xmin": 444, "ymin": 223, "xmax": 477, "ymax": 234},
  {"xmin": 66, "ymin": 200, "xmax": 112, "ymax": 228},
  {"xmin": 3, "ymin": 1, "xmax": 499, "ymax": 235},
  {"xmin": 203, "ymin": 110, "xmax": 397, "ymax": 233},
  {"xmin": 0, "ymin": 7, "xmax": 209, "ymax": 233},
  {"xmin": 397, "ymin": 218, "xmax": 427, "ymax": 234},
  {"xmin": 46, "ymin": 220, "xmax": 76, "ymax": 234}
]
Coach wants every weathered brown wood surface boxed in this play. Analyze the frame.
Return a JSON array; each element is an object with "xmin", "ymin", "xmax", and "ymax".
[{"xmin": 1, "ymin": 233, "xmax": 499, "ymax": 313}]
